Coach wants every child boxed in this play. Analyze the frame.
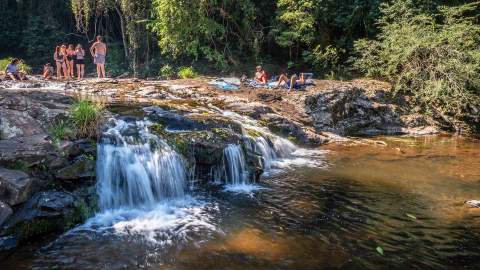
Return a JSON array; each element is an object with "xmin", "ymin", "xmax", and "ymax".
[{"xmin": 43, "ymin": 63, "xmax": 54, "ymax": 80}]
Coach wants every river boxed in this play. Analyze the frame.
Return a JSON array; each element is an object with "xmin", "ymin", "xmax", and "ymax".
[{"xmin": 3, "ymin": 133, "xmax": 480, "ymax": 270}]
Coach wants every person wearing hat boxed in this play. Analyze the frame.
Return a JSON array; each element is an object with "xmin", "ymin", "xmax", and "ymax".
[{"xmin": 254, "ymin": 65, "xmax": 268, "ymax": 85}]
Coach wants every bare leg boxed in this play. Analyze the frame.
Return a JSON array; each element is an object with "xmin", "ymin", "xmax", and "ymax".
[
  {"xmin": 96, "ymin": 64, "xmax": 101, "ymax": 78},
  {"xmin": 7, "ymin": 74, "xmax": 17, "ymax": 81},
  {"xmin": 62, "ymin": 63, "xmax": 69, "ymax": 79},
  {"xmin": 56, "ymin": 63, "xmax": 62, "ymax": 79},
  {"xmin": 277, "ymin": 74, "xmax": 289, "ymax": 87},
  {"xmin": 80, "ymin": 65, "xmax": 85, "ymax": 79},
  {"xmin": 70, "ymin": 61, "xmax": 75, "ymax": 78},
  {"xmin": 100, "ymin": 64, "xmax": 106, "ymax": 78},
  {"xmin": 288, "ymin": 75, "xmax": 297, "ymax": 91}
]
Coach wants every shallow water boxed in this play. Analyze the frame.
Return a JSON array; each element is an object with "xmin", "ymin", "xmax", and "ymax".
[{"xmin": 3, "ymin": 135, "xmax": 480, "ymax": 269}]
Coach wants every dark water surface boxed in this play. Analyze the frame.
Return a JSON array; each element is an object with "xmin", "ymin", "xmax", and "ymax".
[{"xmin": 3, "ymin": 135, "xmax": 480, "ymax": 269}]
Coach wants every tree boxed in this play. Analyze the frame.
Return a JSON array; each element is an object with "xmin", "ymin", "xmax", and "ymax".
[{"xmin": 354, "ymin": 0, "xmax": 480, "ymax": 132}]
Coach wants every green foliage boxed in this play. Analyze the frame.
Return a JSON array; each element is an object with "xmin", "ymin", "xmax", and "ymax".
[
  {"xmin": 159, "ymin": 64, "xmax": 174, "ymax": 79},
  {"xmin": 354, "ymin": 0, "xmax": 480, "ymax": 125},
  {"xmin": 48, "ymin": 120, "xmax": 75, "ymax": 145},
  {"xmin": 0, "ymin": 58, "xmax": 32, "ymax": 74},
  {"xmin": 149, "ymin": 0, "xmax": 258, "ymax": 68},
  {"xmin": 177, "ymin": 66, "xmax": 198, "ymax": 79},
  {"xmin": 304, "ymin": 45, "xmax": 349, "ymax": 79},
  {"xmin": 70, "ymin": 99, "xmax": 104, "ymax": 139},
  {"xmin": 105, "ymin": 43, "xmax": 130, "ymax": 77}
]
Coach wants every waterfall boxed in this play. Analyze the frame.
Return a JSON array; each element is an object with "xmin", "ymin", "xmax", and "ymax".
[
  {"xmin": 222, "ymin": 144, "xmax": 249, "ymax": 185},
  {"xmin": 97, "ymin": 119, "xmax": 187, "ymax": 210}
]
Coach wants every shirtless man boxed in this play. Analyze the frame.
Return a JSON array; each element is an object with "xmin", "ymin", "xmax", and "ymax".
[{"xmin": 90, "ymin": 35, "xmax": 107, "ymax": 78}]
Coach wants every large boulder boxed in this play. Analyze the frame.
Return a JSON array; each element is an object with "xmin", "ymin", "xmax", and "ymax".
[
  {"xmin": 0, "ymin": 90, "xmax": 72, "ymax": 140},
  {"xmin": 0, "ymin": 134, "xmax": 55, "ymax": 168},
  {"xmin": 3, "ymin": 191, "xmax": 94, "ymax": 241},
  {"xmin": 0, "ymin": 168, "xmax": 33, "ymax": 206},
  {"xmin": 304, "ymin": 86, "xmax": 438, "ymax": 136}
]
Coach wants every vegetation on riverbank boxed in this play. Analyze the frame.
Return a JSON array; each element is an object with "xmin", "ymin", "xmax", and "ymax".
[{"xmin": 49, "ymin": 99, "xmax": 105, "ymax": 144}]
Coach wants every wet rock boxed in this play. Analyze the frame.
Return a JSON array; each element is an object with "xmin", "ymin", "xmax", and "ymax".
[
  {"xmin": 259, "ymin": 113, "xmax": 326, "ymax": 146},
  {"xmin": 55, "ymin": 155, "xmax": 96, "ymax": 180},
  {"xmin": 4, "ymin": 191, "xmax": 76, "ymax": 236},
  {"xmin": 0, "ymin": 168, "xmax": 33, "ymax": 206},
  {"xmin": 0, "ymin": 201, "xmax": 13, "ymax": 226},
  {"xmin": 0, "ymin": 235, "xmax": 17, "ymax": 252}
]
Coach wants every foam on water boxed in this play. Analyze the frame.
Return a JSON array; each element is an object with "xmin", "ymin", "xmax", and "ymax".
[
  {"xmin": 86, "ymin": 118, "xmax": 218, "ymax": 245},
  {"xmin": 3, "ymin": 80, "xmax": 66, "ymax": 90}
]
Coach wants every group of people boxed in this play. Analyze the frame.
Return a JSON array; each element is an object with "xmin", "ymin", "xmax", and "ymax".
[
  {"xmin": 4, "ymin": 35, "xmax": 107, "ymax": 81},
  {"xmin": 49, "ymin": 43, "xmax": 86, "ymax": 80},
  {"xmin": 47, "ymin": 35, "xmax": 107, "ymax": 80},
  {"xmin": 251, "ymin": 65, "xmax": 308, "ymax": 91}
]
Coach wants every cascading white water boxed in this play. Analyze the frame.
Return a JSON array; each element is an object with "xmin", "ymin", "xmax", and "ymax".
[
  {"xmin": 222, "ymin": 144, "xmax": 249, "ymax": 185},
  {"xmin": 97, "ymin": 119, "xmax": 187, "ymax": 210}
]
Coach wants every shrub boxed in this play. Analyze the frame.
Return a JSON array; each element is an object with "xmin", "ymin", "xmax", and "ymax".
[
  {"xmin": 177, "ymin": 66, "xmax": 198, "ymax": 79},
  {"xmin": 159, "ymin": 64, "xmax": 174, "ymax": 79},
  {"xmin": 70, "ymin": 99, "xmax": 104, "ymax": 139},
  {"xmin": 353, "ymin": 1, "xmax": 480, "ymax": 130},
  {"xmin": 48, "ymin": 120, "xmax": 75, "ymax": 145},
  {"xmin": 0, "ymin": 57, "xmax": 32, "ymax": 74}
]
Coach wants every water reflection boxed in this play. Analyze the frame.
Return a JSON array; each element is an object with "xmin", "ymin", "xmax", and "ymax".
[{"xmin": 3, "ymin": 135, "xmax": 480, "ymax": 269}]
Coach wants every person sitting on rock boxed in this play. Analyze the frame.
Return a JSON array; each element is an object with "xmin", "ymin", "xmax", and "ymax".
[
  {"xmin": 43, "ymin": 63, "xmax": 54, "ymax": 80},
  {"xmin": 254, "ymin": 65, "xmax": 268, "ymax": 85},
  {"xmin": 5, "ymin": 58, "xmax": 25, "ymax": 81},
  {"xmin": 277, "ymin": 72, "xmax": 306, "ymax": 92}
]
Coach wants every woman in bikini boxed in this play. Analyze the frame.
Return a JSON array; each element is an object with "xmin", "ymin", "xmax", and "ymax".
[
  {"xmin": 53, "ymin": 46, "xmax": 63, "ymax": 79},
  {"xmin": 60, "ymin": 45, "xmax": 70, "ymax": 79},
  {"xmin": 75, "ymin": 44, "xmax": 85, "ymax": 80},
  {"xmin": 67, "ymin": 44, "xmax": 76, "ymax": 78}
]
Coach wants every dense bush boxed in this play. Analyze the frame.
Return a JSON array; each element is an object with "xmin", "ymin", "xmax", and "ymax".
[
  {"xmin": 159, "ymin": 64, "xmax": 174, "ymax": 79},
  {"xmin": 354, "ymin": 1, "xmax": 480, "ymax": 129},
  {"xmin": 177, "ymin": 66, "xmax": 198, "ymax": 79}
]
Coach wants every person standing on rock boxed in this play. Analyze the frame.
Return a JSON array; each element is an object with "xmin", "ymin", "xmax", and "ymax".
[{"xmin": 90, "ymin": 35, "xmax": 107, "ymax": 78}]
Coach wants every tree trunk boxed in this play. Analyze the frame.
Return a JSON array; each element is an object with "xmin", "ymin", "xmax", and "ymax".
[{"xmin": 114, "ymin": 4, "xmax": 129, "ymax": 59}]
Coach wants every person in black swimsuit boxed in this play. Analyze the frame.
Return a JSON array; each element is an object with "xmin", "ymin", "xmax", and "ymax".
[{"xmin": 75, "ymin": 44, "xmax": 85, "ymax": 80}]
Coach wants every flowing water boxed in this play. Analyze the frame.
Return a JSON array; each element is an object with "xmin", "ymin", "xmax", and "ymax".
[{"xmin": 3, "ymin": 130, "xmax": 480, "ymax": 269}]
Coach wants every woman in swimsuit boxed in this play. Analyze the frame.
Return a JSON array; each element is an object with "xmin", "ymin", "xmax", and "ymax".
[
  {"xmin": 53, "ymin": 46, "xmax": 63, "ymax": 79},
  {"xmin": 60, "ymin": 45, "xmax": 70, "ymax": 79},
  {"xmin": 277, "ymin": 73, "xmax": 306, "ymax": 92},
  {"xmin": 75, "ymin": 44, "xmax": 85, "ymax": 80},
  {"xmin": 67, "ymin": 44, "xmax": 76, "ymax": 78}
]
